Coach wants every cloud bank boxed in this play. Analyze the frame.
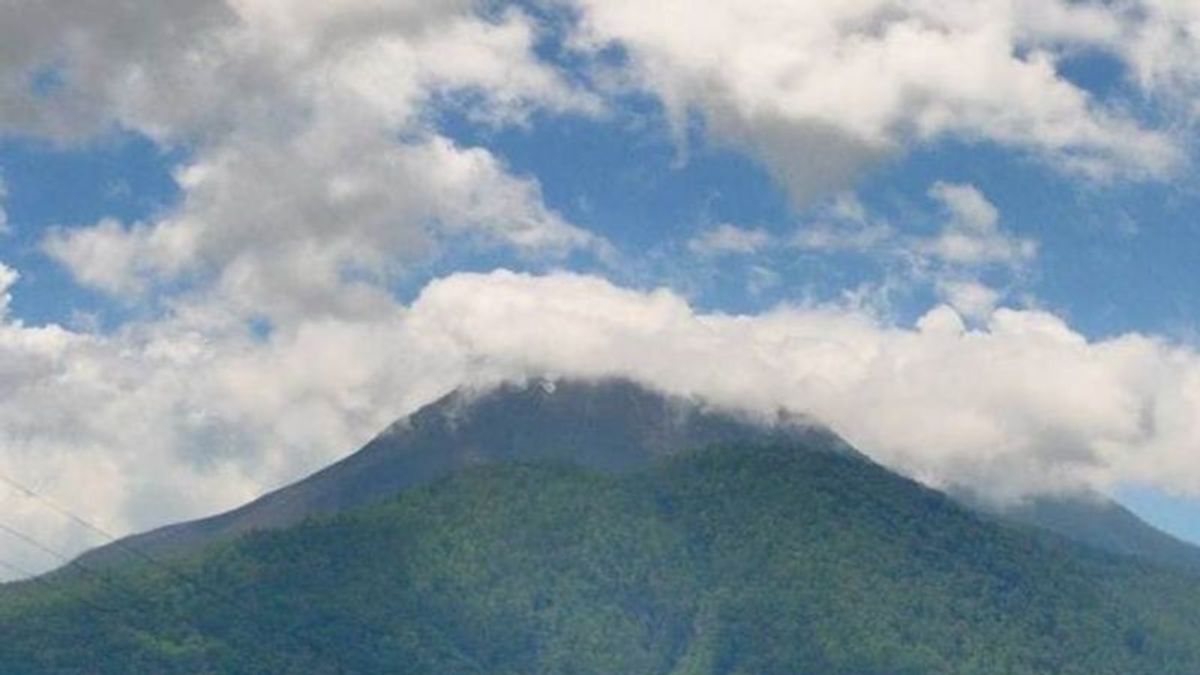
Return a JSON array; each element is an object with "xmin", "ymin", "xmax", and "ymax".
[
  {"xmin": 415, "ymin": 271, "xmax": 1200, "ymax": 505},
  {"xmin": 2, "ymin": 268, "xmax": 1200, "ymax": 578}
]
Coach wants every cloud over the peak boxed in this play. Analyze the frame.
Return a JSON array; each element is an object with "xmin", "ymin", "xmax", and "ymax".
[
  {"xmin": 413, "ymin": 270, "xmax": 1200, "ymax": 505},
  {"xmin": 0, "ymin": 265, "xmax": 1199, "ymax": 577}
]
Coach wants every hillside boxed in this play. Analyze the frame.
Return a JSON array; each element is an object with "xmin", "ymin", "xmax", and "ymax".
[
  {"xmin": 979, "ymin": 494, "xmax": 1200, "ymax": 574},
  {"xmin": 76, "ymin": 378, "xmax": 1200, "ymax": 575},
  {"xmin": 76, "ymin": 379, "xmax": 829, "ymax": 567},
  {"xmin": 4, "ymin": 440, "xmax": 1200, "ymax": 674}
]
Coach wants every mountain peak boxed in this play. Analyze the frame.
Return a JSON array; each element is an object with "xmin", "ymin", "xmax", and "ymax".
[
  {"xmin": 77, "ymin": 376, "xmax": 835, "ymax": 567},
  {"xmin": 380, "ymin": 375, "xmax": 838, "ymax": 474}
]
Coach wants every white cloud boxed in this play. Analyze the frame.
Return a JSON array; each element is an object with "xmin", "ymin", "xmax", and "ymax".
[
  {"xmin": 791, "ymin": 194, "xmax": 895, "ymax": 253},
  {"xmin": 567, "ymin": 0, "xmax": 1187, "ymax": 203},
  {"xmin": 0, "ymin": 281, "xmax": 465, "ymax": 577},
  {"xmin": 936, "ymin": 278, "xmax": 1002, "ymax": 322},
  {"xmin": 687, "ymin": 223, "xmax": 773, "ymax": 257},
  {"xmin": 1102, "ymin": 1, "xmax": 1200, "ymax": 106},
  {"xmin": 789, "ymin": 184, "xmax": 1034, "ymax": 316},
  {"xmin": 787, "ymin": 182, "xmax": 1032, "ymax": 282},
  {"xmin": 0, "ymin": 263, "xmax": 16, "ymax": 317},
  {"xmin": 0, "ymin": 1, "xmax": 598, "ymax": 141},
  {"xmin": 919, "ymin": 182, "xmax": 1037, "ymax": 268},
  {"xmin": 929, "ymin": 181, "xmax": 999, "ymax": 232},
  {"xmin": 0, "ymin": 175, "xmax": 7, "ymax": 234},
  {"xmin": 44, "ymin": 136, "xmax": 603, "ymax": 319},
  {"xmin": 747, "ymin": 265, "xmax": 782, "ymax": 297},
  {"xmin": 411, "ymin": 270, "xmax": 1200, "ymax": 507},
  {"xmin": 0, "ymin": 266, "xmax": 1199, "ymax": 578},
  {"xmin": 5, "ymin": 1, "xmax": 605, "ymax": 318}
]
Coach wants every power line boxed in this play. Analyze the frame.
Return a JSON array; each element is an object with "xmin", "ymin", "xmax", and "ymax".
[
  {"xmin": 0, "ymin": 518, "xmax": 152, "ymax": 607},
  {"xmin": 0, "ymin": 553, "xmax": 126, "ymax": 619},
  {"xmin": 0, "ymin": 556, "xmax": 38, "ymax": 582},
  {"xmin": 0, "ymin": 520, "xmax": 74, "ymax": 566},
  {"xmin": 0, "ymin": 473, "xmax": 127, "ymax": 547},
  {"xmin": 0, "ymin": 521, "xmax": 164, "ymax": 635},
  {"xmin": 0, "ymin": 470, "xmax": 385, "ymax": 670},
  {"xmin": 0, "ymin": 502, "xmax": 346, "ymax": 669},
  {"xmin": 0, "ymin": 510, "xmax": 145, "ymax": 602}
]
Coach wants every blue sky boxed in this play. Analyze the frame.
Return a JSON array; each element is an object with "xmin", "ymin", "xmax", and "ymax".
[
  {"xmin": 2, "ymin": 0, "xmax": 1200, "ymax": 572},
  {"xmin": 12, "ymin": 86, "xmax": 1198, "ymax": 337}
]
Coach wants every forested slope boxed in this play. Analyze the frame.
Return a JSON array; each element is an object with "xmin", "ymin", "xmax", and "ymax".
[{"xmin": 3, "ymin": 442, "xmax": 1200, "ymax": 674}]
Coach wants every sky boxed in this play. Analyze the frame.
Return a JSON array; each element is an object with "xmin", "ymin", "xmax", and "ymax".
[{"xmin": 1, "ymin": 0, "xmax": 1200, "ymax": 577}]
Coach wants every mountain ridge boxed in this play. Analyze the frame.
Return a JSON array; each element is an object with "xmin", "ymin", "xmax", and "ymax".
[
  {"xmin": 983, "ymin": 493, "xmax": 1200, "ymax": 572},
  {"xmin": 8, "ymin": 377, "xmax": 1200, "ymax": 672},
  {"xmin": 8, "ymin": 438, "xmax": 1200, "ymax": 673},
  {"xmin": 72, "ymin": 376, "xmax": 1200, "ymax": 577},
  {"xmin": 76, "ymin": 377, "xmax": 839, "ymax": 568}
]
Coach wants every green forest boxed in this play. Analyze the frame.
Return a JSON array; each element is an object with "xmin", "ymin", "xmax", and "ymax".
[{"xmin": 3, "ymin": 442, "xmax": 1200, "ymax": 674}]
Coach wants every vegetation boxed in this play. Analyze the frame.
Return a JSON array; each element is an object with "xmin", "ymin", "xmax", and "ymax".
[{"xmin": 3, "ymin": 443, "xmax": 1200, "ymax": 674}]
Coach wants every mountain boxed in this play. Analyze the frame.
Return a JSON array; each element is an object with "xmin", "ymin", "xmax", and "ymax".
[
  {"xmin": 77, "ymin": 378, "xmax": 837, "ymax": 568},
  {"xmin": 79, "ymin": 377, "xmax": 1200, "ymax": 574},
  {"xmin": 6, "ymin": 377, "xmax": 1200, "ymax": 673},
  {"xmin": 6, "ymin": 429, "xmax": 1200, "ymax": 672},
  {"xmin": 991, "ymin": 494, "xmax": 1200, "ymax": 573}
]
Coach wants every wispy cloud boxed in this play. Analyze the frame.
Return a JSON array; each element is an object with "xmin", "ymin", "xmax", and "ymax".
[
  {"xmin": 688, "ymin": 223, "xmax": 773, "ymax": 257},
  {"xmin": 919, "ymin": 182, "xmax": 1037, "ymax": 269}
]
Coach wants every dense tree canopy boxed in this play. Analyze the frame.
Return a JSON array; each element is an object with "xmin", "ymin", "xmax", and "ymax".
[{"xmin": 3, "ymin": 443, "xmax": 1200, "ymax": 674}]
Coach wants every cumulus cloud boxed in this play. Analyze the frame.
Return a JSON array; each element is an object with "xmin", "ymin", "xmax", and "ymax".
[
  {"xmin": 7, "ymin": 1, "xmax": 605, "ymax": 317},
  {"xmin": 786, "ymin": 183, "xmax": 1032, "ymax": 315},
  {"xmin": 687, "ymin": 223, "xmax": 773, "ymax": 257},
  {"xmin": 0, "ymin": 280, "xmax": 465, "ymax": 577},
  {"xmin": 791, "ymin": 194, "xmax": 895, "ymax": 254},
  {"xmin": 0, "ymin": 1, "xmax": 597, "ymax": 141},
  {"xmin": 0, "ymin": 263, "xmax": 16, "ymax": 316},
  {"xmin": 567, "ymin": 0, "xmax": 1188, "ymax": 203},
  {"xmin": 935, "ymin": 278, "xmax": 1002, "ymax": 322},
  {"xmin": 920, "ymin": 182, "xmax": 1037, "ymax": 268},
  {"xmin": 1099, "ymin": 1, "xmax": 1200, "ymax": 108},
  {"xmin": 43, "ymin": 136, "xmax": 601, "ymax": 318}
]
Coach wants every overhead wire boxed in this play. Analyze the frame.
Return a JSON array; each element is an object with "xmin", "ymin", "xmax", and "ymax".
[
  {"xmin": 0, "ymin": 468, "xmax": 404, "ymax": 671},
  {"xmin": 0, "ymin": 473, "xmax": 129, "ymax": 548},
  {"xmin": 0, "ymin": 520, "xmax": 149, "ymax": 624}
]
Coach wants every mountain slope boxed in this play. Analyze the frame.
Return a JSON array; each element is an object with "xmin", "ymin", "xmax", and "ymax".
[
  {"xmin": 77, "ymin": 378, "xmax": 831, "ymax": 567},
  {"xmin": 5, "ymin": 442, "xmax": 1200, "ymax": 674},
  {"xmin": 988, "ymin": 495, "xmax": 1200, "ymax": 573},
  {"xmin": 75, "ymin": 377, "xmax": 1200, "ymax": 577}
]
